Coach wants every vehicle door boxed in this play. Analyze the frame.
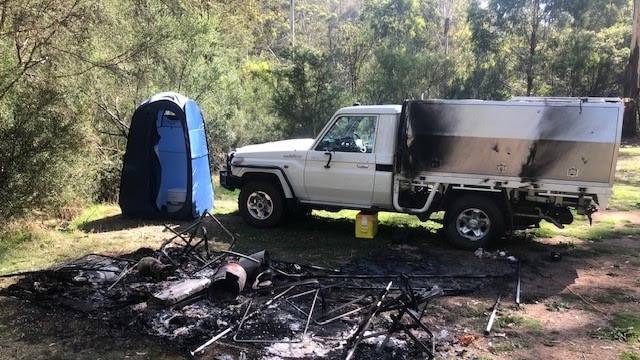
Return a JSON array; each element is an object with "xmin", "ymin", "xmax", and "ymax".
[{"xmin": 304, "ymin": 115, "xmax": 378, "ymax": 205}]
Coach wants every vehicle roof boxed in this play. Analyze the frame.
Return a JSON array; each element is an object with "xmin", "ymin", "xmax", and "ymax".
[{"xmin": 336, "ymin": 104, "xmax": 402, "ymax": 115}]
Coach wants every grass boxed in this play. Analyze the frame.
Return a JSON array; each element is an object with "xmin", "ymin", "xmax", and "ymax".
[
  {"xmin": 0, "ymin": 206, "xmax": 172, "ymax": 275},
  {"xmin": 0, "ymin": 228, "xmax": 31, "ymax": 258},
  {"xmin": 1, "ymin": 144, "xmax": 640, "ymax": 275},
  {"xmin": 545, "ymin": 300, "xmax": 572, "ymax": 312},
  {"xmin": 609, "ymin": 146, "xmax": 640, "ymax": 211},
  {"xmin": 68, "ymin": 203, "xmax": 121, "ymax": 230},
  {"xmin": 591, "ymin": 311, "xmax": 640, "ymax": 343},
  {"xmin": 497, "ymin": 315, "xmax": 543, "ymax": 333},
  {"xmin": 534, "ymin": 214, "xmax": 640, "ymax": 241},
  {"xmin": 621, "ymin": 352, "xmax": 640, "ymax": 360},
  {"xmin": 610, "ymin": 184, "xmax": 640, "ymax": 211},
  {"xmin": 489, "ymin": 342, "xmax": 517, "ymax": 353},
  {"xmin": 590, "ymin": 288, "xmax": 640, "ymax": 305},
  {"xmin": 0, "ymin": 221, "xmax": 64, "ymax": 274},
  {"xmin": 0, "ymin": 201, "xmax": 438, "ymax": 276}
]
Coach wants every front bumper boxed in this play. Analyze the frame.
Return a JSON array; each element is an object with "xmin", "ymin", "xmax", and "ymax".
[{"xmin": 220, "ymin": 170, "xmax": 242, "ymax": 191}]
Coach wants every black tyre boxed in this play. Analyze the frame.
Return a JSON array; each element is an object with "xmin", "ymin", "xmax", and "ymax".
[
  {"xmin": 444, "ymin": 195, "xmax": 505, "ymax": 250},
  {"xmin": 238, "ymin": 181, "xmax": 285, "ymax": 228}
]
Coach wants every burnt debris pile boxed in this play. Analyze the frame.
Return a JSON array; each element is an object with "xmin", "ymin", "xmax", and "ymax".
[{"xmin": 0, "ymin": 213, "xmax": 515, "ymax": 359}]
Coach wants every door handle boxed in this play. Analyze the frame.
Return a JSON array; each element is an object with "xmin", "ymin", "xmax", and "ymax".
[
  {"xmin": 357, "ymin": 163, "xmax": 369, "ymax": 168},
  {"xmin": 324, "ymin": 152, "xmax": 333, "ymax": 168}
]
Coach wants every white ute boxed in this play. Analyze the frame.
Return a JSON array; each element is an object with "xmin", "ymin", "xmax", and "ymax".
[{"xmin": 221, "ymin": 97, "xmax": 624, "ymax": 249}]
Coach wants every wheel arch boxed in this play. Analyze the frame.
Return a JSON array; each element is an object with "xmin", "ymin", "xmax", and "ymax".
[
  {"xmin": 443, "ymin": 189, "xmax": 511, "ymax": 224},
  {"xmin": 238, "ymin": 168, "xmax": 294, "ymax": 198}
]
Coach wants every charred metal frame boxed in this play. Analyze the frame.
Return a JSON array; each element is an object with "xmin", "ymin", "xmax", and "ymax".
[
  {"xmin": 344, "ymin": 275, "xmax": 443, "ymax": 360},
  {"xmin": 233, "ymin": 288, "xmax": 320, "ymax": 344},
  {"xmin": 159, "ymin": 211, "xmax": 236, "ymax": 266}
]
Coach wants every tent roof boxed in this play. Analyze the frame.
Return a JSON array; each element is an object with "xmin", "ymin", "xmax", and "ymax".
[{"xmin": 140, "ymin": 92, "xmax": 189, "ymax": 109}]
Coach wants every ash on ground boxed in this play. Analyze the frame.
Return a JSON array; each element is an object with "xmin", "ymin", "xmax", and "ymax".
[{"xmin": 0, "ymin": 223, "xmax": 516, "ymax": 360}]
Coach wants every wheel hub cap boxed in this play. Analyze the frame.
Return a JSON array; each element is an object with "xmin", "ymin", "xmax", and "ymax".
[
  {"xmin": 247, "ymin": 191, "xmax": 273, "ymax": 220},
  {"xmin": 456, "ymin": 208, "xmax": 491, "ymax": 242}
]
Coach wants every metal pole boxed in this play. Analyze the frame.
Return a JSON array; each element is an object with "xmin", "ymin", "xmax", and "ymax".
[
  {"xmin": 485, "ymin": 295, "xmax": 501, "ymax": 335},
  {"xmin": 190, "ymin": 326, "xmax": 233, "ymax": 355},
  {"xmin": 515, "ymin": 261, "xmax": 521, "ymax": 305},
  {"xmin": 345, "ymin": 281, "xmax": 393, "ymax": 360}
]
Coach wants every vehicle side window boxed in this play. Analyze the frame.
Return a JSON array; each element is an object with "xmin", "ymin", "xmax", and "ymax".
[{"xmin": 316, "ymin": 116, "xmax": 377, "ymax": 153}]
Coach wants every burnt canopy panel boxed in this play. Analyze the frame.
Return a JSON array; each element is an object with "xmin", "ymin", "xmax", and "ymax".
[
  {"xmin": 398, "ymin": 99, "xmax": 619, "ymax": 184},
  {"xmin": 398, "ymin": 100, "xmax": 449, "ymax": 176}
]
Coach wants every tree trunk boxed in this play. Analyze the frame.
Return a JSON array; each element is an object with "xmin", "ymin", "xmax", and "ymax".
[
  {"xmin": 526, "ymin": 0, "xmax": 541, "ymax": 97},
  {"xmin": 623, "ymin": 0, "xmax": 640, "ymax": 138}
]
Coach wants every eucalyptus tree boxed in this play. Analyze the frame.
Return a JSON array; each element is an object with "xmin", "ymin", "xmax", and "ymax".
[
  {"xmin": 623, "ymin": 0, "xmax": 640, "ymax": 137},
  {"xmin": 328, "ymin": 5, "xmax": 382, "ymax": 103},
  {"xmin": 460, "ymin": 0, "xmax": 630, "ymax": 100},
  {"xmin": 543, "ymin": 0, "xmax": 630, "ymax": 98},
  {"xmin": 272, "ymin": 46, "xmax": 348, "ymax": 138},
  {"xmin": 486, "ymin": 0, "xmax": 558, "ymax": 96},
  {"xmin": 358, "ymin": 0, "xmax": 454, "ymax": 103},
  {"xmin": 453, "ymin": 0, "xmax": 512, "ymax": 99},
  {"xmin": 548, "ymin": 25, "xmax": 629, "ymax": 96},
  {"xmin": 87, "ymin": 0, "xmax": 271, "ymax": 196}
]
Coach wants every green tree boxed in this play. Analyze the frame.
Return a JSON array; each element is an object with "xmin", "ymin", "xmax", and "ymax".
[
  {"xmin": 549, "ymin": 26, "xmax": 629, "ymax": 96},
  {"xmin": 542, "ymin": 0, "xmax": 630, "ymax": 97},
  {"xmin": 86, "ymin": 0, "xmax": 250, "ymax": 195},
  {"xmin": 330, "ymin": 19, "xmax": 373, "ymax": 100},
  {"xmin": 488, "ymin": 0, "xmax": 556, "ymax": 96},
  {"xmin": 459, "ymin": 0, "xmax": 631, "ymax": 99},
  {"xmin": 1, "ymin": 0, "xmax": 637, "ymax": 222},
  {"xmin": 451, "ymin": 0, "xmax": 512, "ymax": 99},
  {"xmin": 623, "ymin": 0, "xmax": 640, "ymax": 137},
  {"xmin": 272, "ymin": 46, "xmax": 347, "ymax": 137},
  {"xmin": 0, "ymin": 0, "xmax": 97, "ymax": 219},
  {"xmin": 358, "ymin": 0, "xmax": 465, "ymax": 102}
]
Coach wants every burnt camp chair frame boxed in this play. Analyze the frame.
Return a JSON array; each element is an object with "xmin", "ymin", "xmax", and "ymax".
[{"xmin": 159, "ymin": 211, "xmax": 236, "ymax": 266}]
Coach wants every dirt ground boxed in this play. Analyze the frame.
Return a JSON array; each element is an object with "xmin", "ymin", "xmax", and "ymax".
[{"xmin": 1, "ymin": 209, "xmax": 639, "ymax": 360}]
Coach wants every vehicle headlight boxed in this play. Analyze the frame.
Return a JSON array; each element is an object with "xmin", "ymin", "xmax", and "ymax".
[{"xmin": 230, "ymin": 156, "xmax": 244, "ymax": 166}]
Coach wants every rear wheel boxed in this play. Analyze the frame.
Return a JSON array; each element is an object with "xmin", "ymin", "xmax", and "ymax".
[
  {"xmin": 238, "ymin": 181, "xmax": 285, "ymax": 228},
  {"xmin": 444, "ymin": 195, "xmax": 505, "ymax": 250}
]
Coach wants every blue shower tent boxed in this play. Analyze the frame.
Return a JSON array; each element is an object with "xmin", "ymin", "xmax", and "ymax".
[{"xmin": 119, "ymin": 92, "xmax": 214, "ymax": 220}]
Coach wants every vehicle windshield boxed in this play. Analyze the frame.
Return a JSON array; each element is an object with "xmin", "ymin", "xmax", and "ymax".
[{"xmin": 316, "ymin": 116, "xmax": 377, "ymax": 153}]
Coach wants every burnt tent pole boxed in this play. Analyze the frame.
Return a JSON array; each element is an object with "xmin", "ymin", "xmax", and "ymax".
[
  {"xmin": 344, "ymin": 281, "xmax": 393, "ymax": 360},
  {"xmin": 485, "ymin": 294, "xmax": 501, "ymax": 335}
]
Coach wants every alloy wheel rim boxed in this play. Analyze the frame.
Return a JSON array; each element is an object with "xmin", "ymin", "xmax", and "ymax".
[
  {"xmin": 455, "ymin": 208, "xmax": 491, "ymax": 241},
  {"xmin": 247, "ymin": 191, "xmax": 273, "ymax": 220}
]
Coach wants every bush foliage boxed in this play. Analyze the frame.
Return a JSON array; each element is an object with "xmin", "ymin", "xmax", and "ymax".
[{"xmin": 0, "ymin": 0, "xmax": 634, "ymax": 220}]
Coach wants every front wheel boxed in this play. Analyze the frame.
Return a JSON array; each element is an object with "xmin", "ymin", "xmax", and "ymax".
[
  {"xmin": 238, "ymin": 181, "xmax": 285, "ymax": 228},
  {"xmin": 444, "ymin": 195, "xmax": 505, "ymax": 250}
]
